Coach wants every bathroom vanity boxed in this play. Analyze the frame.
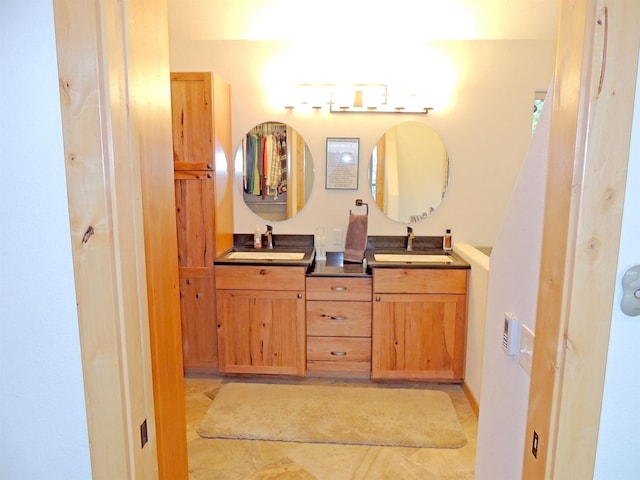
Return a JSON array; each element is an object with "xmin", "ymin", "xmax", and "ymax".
[{"xmin": 213, "ymin": 235, "xmax": 469, "ymax": 383}]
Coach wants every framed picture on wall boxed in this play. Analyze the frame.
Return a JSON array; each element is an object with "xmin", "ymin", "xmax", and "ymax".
[{"xmin": 325, "ymin": 137, "xmax": 359, "ymax": 190}]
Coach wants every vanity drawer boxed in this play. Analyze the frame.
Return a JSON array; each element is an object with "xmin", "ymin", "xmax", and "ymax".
[
  {"xmin": 307, "ymin": 337, "xmax": 371, "ymax": 372},
  {"xmin": 306, "ymin": 277, "xmax": 372, "ymax": 301},
  {"xmin": 307, "ymin": 301, "xmax": 371, "ymax": 337},
  {"xmin": 373, "ymin": 269, "xmax": 467, "ymax": 294},
  {"xmin": 215, "ymin": 265, "xmax": 306, "ymax": 291}
]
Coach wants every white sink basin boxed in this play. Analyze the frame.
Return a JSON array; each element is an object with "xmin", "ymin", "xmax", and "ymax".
[
  {"xmin": 225, "ymin": 251, "xmax": 306, "ymax": 261},
  {"xmin": 374, "ymin": 253, "xmax": 453, "ymax": 264}
]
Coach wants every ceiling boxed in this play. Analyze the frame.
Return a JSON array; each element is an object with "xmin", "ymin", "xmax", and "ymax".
[{"xmin": 168, "ymin": 0, "xmax": 561, "ymax": 43}]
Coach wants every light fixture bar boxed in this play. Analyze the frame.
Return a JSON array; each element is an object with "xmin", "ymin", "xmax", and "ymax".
[{"xmin": 284, "ymin": 83, "xmax": 433, "ymax": 114}]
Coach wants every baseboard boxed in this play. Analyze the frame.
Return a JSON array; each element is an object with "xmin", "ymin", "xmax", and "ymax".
[{"xmin": 462, "ymin": 381, "xmax": 479, "ymax": 417}]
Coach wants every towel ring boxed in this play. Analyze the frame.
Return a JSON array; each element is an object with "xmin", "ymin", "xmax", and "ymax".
[{"xmin": 351, "ymin": 199, "xmax": 368, "ymax": 216}]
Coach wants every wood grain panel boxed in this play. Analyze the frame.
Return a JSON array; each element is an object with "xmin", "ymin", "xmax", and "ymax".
[
  {"xmin": 174, "ymin": 176, "xmax": 216, "ymax": 268},
  {"xmin": 373, "ymin": 269, "xmax": 467, "ymax": 294},
  {"xmin": 306, "ymin": 301, "xmax": 372, "ymax": 337},
  {"xmin": 125, "ymin": 1, "xmax": 188, "ymax": 478},
  {"xmin": 179, "ymin": 268, "xmax": 217, "ymax": 372},
  {"xmin": 216, "ymin": 288, "xmax": 306, "ymax": 376},
  {"xmin": 215, "ymin": 265, "xmax": 306, "ymax": 290},
  {"xmin": 371, "ymin": 293, "xmax": 466, "ymax": 381},
  {"xmin": 306, "ymin": 277, "xmax": 373, "ymax": 301},
  {"xmin": 524, "ymin": 1, "xmax": 640, "ymax": 478},
  {"xmin": 307, "ymin": 336, "xmax": 372, "ymax": 373},
  {"xmin": 170, "ymin": 73, "xmax": 212, "ymax": 166}
]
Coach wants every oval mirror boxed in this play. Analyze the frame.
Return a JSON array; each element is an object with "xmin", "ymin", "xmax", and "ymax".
[
  {"xmin": 369, "ymin": 121, "xmax": 449, "ymax": 223},
  {"xmin": 234, "ymin": 121, "xmax": 314, "ymax": 221}
]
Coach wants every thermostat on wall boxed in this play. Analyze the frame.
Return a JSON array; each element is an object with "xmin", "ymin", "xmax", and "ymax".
[{"xmin": 502, "ymin": 312, "xmax": 520, "ymax": 356}]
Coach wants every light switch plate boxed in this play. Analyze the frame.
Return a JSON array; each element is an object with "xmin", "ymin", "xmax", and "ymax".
[{"xmin": 519, "ymin": 323, "xmax": 535, "ymax": 375}]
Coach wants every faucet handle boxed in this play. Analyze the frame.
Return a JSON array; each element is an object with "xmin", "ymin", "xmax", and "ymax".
[
  {"xmin": 407, "ymin": 226, "xmax": 414, "ymax": 235},
  {"xmin": 266, "ymin": 224, "xmax": 273, "ymax": 233}
]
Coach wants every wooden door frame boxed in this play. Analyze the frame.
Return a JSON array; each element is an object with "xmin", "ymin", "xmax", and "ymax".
[
  {"xmin": 524, "ymin": 1, "xmax": 640, "ymax": 478},
  {"xmin": 53, "ymin": 0, "xmax": 188, "ymax": 478}
]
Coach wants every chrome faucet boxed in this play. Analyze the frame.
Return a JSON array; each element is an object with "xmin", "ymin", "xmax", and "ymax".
[
  {"xmin": 265, "ymin": 225, "xmax": 274, "ymax": 249},
  {"xmin": 406, "ymin": 226, "xmax": 415, "ymax": 251}
]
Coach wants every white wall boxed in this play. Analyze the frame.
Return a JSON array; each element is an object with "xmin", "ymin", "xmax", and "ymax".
[
  {"xmin": 169, "ymin": 39, "xmax": 555, "ymax": 247},
  {"xmin": 0, "ymin": 2, "xmax": 92, "ymax": 478},
  {"xmin": 593, "ymin": 57, "xmax": 640, "ymax": 479},
  {"xmin": 453, "ymin": 242, "xmax": 490, "ymax": 405},
  {"xmin": 474, "ymin": 83, "xmax": 552, "ymax": 479}
]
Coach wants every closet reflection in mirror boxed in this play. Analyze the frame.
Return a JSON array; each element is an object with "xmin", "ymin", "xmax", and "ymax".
[
  {"xmin": 369, "ymin": 121, "xmax": 449, "ymax": 223},
  {"xmin": 235, "ymin": 122, "xmax": 314, "ymax": 221}
]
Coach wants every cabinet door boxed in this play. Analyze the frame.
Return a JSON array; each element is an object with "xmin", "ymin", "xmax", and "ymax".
[
  {"xmin": 174, "ymin": 173, "xmax": 216, "ymax": 268},
  {"xmin": 179, "ymin": 268, "xmax": 217, "ymax": 371},
  {"xmin": 372, "ymin": 293, "xmax": 467, "ymax": 381},
  {"xmin": 170, "ymin": 72, "xmax": 213, "ymax": 171},
  {"xmin": 216, "ymin": 289, "xmax": 306, "ymax": 376}
]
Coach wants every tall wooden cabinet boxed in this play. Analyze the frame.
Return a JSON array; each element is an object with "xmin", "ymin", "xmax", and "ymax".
[{"xmin": 170, "ymin": 72, "xmax": 233, "ymax": 373}]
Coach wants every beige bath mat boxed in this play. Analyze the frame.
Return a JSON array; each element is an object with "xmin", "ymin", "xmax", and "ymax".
[{"xmin": 198, "ymin": 383, "xmax": 466, "ymax": 448}]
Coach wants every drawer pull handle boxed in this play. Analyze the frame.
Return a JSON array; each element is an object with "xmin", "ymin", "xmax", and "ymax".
[
  {"xmin": 259, "ymin": 269, "xmax": 266, "ymax": 275},
  {"xmin": 331, "ymin": 286, "xmax": 347, "ymax": 292},
  {"xmin": 330, "ymin": 351, "xmax": 347, "ymax": 356},
  {"xmin": 330, "ymin": 315, "xmax": 347, "ymax": 321}
]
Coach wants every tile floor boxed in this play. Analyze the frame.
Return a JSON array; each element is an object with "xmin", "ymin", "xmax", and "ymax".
[{"xmin": 185, "ymin": 375, "xmax": 477, "ymax": 480}]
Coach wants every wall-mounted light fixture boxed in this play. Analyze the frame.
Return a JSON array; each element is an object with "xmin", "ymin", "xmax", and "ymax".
[{"xmin": 284, "ymin": 84, "xmax": 433, "ymax": 114}]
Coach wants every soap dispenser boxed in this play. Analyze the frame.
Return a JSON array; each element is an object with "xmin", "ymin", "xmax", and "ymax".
[{"xmin": 443, "ymin": 229, "xmax": 452, "ymax": 251}]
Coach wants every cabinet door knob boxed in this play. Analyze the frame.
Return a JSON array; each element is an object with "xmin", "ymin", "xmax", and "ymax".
[
  {"xmin": 330, "ymin": 351, "xmax": 347, "ymax": 356},
  {"xmin": 259, "ymin": 269, "xmax": 266, "ymax": 275},
  {"xmin": 297, "ymin": 293, "xmax": 303, "ymax": 299},
  {"xmin": 375, "ymin": 296, "xmax": 381, "ymax": 302}
]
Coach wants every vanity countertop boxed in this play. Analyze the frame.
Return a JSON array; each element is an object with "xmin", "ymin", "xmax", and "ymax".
[
  {"xmin": 364, "ymin": 235, "xmax": 470, "ymax": 270},
  {"xmin": 214, "ymin": 234, "xmax": 315, "ymax": 268},
  {"xmin": 364, "ymin": 249, "xmax": 470, "ymax": 270},
  {"xmin": 308, "ymin": 252, "xmax": 371, "ymax": 277}
]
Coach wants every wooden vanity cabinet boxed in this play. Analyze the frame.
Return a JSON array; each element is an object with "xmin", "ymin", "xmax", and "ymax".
[
  {"xmin": 371, "ymin": 268, "xmax": 468, "ymax": 382},
  {"xmin": 214, "ymin": 265, "xmax": 306, "ymax": 376},
  {"xmin": 306, "ymin": 277, "xmax": 372, "ymax": 377}
]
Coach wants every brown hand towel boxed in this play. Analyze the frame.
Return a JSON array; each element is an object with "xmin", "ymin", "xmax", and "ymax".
[{"xmin": 343, "ymin": 213, "xmax": 368, "ymax": 263}]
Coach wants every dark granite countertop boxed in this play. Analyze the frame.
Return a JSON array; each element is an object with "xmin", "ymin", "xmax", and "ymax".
[
  {"xmin": 364, "ymin": 236, "xmax": 470, "ymax": 270},
  {"xmin": 214, "ymin": 234, "xmax": 470, "ymax": 271},
  {"xmin": 307, "ymin": 252, "xmax": 371, "ymax": 277}
]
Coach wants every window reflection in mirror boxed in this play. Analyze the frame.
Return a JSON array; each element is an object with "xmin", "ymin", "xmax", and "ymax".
[
  {"xmin": 369, "ymin": 121, "xmax": 449, "ymax": 223},
  {"xmin": 235, "ymin": 122, "xmax": 314, "ymax": 222}
]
